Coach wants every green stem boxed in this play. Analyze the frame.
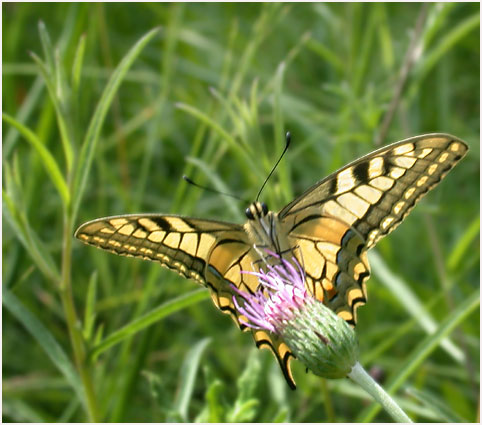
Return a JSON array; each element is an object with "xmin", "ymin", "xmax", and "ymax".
[
  {"xmin": 60, "ymin": 212, "xmax": 100, "ymax": 422},
  {"xmin": 347, "ymin": 362, "xmax": 412, "ymax": 423},
  {"xmin": 320, "ymin": 378, "xmax": 336, "ymax": 422}
]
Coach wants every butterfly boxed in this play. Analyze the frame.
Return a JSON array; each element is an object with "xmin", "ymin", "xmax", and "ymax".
[{"xmin": 75, "ymin": 133, "xmax": 468, "ymax": 388}]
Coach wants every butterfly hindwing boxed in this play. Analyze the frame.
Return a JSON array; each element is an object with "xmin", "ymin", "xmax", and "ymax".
[
  {"xmin": 253, "ymin": 329, "xmax": 296, "ymax": 389},
  {"xmin": 285, "ymin": 216, "xmax": 370, "ymax": 326}
]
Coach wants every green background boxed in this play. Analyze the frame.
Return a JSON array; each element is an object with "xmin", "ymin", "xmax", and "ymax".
[{"xmin": 3, "ymin": 3, "xmax": 479, "ymax": 422}]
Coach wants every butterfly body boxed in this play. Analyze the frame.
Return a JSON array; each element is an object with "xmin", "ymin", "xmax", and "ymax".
[
  {"xmin": 75, "ymin": 133, "xmax": 468, "ymax": 388},
  {"xmin": 243, "ymin": 202, "xmax": 295, "ymax": 265}
]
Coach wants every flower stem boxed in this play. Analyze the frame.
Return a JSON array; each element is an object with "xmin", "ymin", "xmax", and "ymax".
[{"xmin": 347, "ymin": 362, "xmax": 412, "ymax": 423}]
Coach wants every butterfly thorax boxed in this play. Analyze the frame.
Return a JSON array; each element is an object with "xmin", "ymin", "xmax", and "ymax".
[{"xmin": 244, "ymin": 202, "xmax": 292, "ymax": 261}]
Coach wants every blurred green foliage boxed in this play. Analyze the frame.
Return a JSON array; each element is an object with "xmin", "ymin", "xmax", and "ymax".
[{"xmin": 2, "ymin": 3, "xmax": 479, "ymax": 422}]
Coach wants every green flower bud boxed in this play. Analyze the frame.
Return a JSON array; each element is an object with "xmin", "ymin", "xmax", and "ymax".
[{"xmin": 279, "ymin": 298, "xmax": 359, "ymax": 379}]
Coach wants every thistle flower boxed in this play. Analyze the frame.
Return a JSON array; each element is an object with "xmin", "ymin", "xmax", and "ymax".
[
  {"xmin": 232, "ymin": 251, "xmax": 413, "ymax": 422},
  {"xmin": 232, "ymin": 251, "xmax": 359, "ymax": 379}
]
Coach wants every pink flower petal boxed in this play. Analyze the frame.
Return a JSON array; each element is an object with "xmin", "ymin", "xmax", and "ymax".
[{"xmin": 231, "ymin": 253, "xmax": 312, "ymax": 334}]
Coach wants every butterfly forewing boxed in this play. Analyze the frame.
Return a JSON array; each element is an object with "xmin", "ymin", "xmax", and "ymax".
[
  {"xmin": 280, "ymin": 134, "xmax": 468, "ymax": 249},
  {"xmin": 75, "ymin": 214, "xmax": 242, "ymax": 284}
]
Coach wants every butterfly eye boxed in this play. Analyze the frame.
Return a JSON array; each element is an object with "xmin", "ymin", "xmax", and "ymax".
[
  {"xmin": 245, "ymin": 207, "xmax": 254, "ymax": 220},
  {"xmin": 261, "ymin": 202, "xmax": 268, "ymax": 215}
]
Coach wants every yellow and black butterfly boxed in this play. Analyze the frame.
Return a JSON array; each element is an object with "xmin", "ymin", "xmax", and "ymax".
[{"xmin": 75, "ymin": 133, "xmax": 467, "ymax": 388}]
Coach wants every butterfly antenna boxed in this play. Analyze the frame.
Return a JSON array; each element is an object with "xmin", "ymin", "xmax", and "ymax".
[
  {"xmin": 255, "ymin": 131, "xmax": 292, "ymax": 202},
  {"xmin": 183, "ymin": 175, "xmax": 245, "ymax": 202}
]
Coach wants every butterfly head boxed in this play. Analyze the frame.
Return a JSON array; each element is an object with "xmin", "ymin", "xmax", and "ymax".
[{"xmin": 245, "ymin": 202, "xmax": 269, "ymax": 220}]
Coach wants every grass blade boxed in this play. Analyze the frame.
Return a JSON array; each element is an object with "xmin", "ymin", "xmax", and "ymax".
[
  {"xmin": 72, "ymin": 27, "xmax": 160, "ymax": 221},
  {"xmin": 185, "ymin": 156, "xmax": 242, "ymax": 220},
  {"xmin": 90, "ymin": 288, "xmax": 209, "ymax": 358},
  {"xmin": 71, "ymin": 34, "xmax": 86, "ymax": 96},
  {"xmin": 196, "ymin": 379, "xmax": 226, "ymax": 422},
  {"xmin": 29, "ymin": 50, "xmax": 74, "ymax": 172},
  {"xmin": 369, "ymin": 250, "xmax": 464, "ymax": 362},
  {"xmin": 358, "ymin": 288, "xmax": 479, "ymax": 422},
  {"xmin": 82, "ymin": 271, "xmax": 98, "ymax": 341},
  {"xmin": 3, "ymin": 161, "xmax": 60, "ymax": 283},
  {"xmin": 447, "ymin": 215, "xmax": 479, "ymax": 272},
  {"xmin": 227, "ymin": 349, "xmax": 261, "ymax": 422},
  {"xmin": 2, "ymin": 399, "xmax": 48, "ymax": 423},
  {"xmin": 411, "ymin": 12, "xmax": 480, "ymax": 90},
  {"xmin": 3, "ymin": 76, "xmax": 45, "ymax": 157},
  {"xmin": 175, "ymin": 101, "xmax": 256, "ymax": 171},
  {"xmin": 405, "ymin": 387, "xmax": 467, "ymax": 423},
  {"xmin": 38, "ymin": 20, "xmax": 55, "ymax": 72},
  {"xmin": 306, "ymin": 39, "xmax": 344, "ymax": 73},
  {"xmin": 171, "ymin": 337, "xmax": 211, "ymax": 422},
  {"xmin": 3, "ymin": 194, "xmax": 60, "ymax": 284},
  {"xmin": 2, "ymin": 286, "xmax": 84, "ymax": 404},
  {"xmin": 2, "ymin": 112, "xmax": 70, "ymax": 207},
  {"xmin": 272, "ymin": 61, "xmax": 292, "ymax": 204}
]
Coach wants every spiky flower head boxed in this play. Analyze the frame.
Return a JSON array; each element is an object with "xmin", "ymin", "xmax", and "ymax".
[{"xmin": 232, "ymin": 251, "xmax": 359, "ymax": 379}]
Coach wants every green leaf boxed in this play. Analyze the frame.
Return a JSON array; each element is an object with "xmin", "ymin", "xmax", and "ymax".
[
  {"xmin": 71, "ymin": 27, "xmax": 160, "ymax": 222},
  {"xmin": 29, "ymin": 50, "xmax": 74, "ymax": 172},
  {"xmin": 54, "ymin": 47, "xmax": 69, "ymax": 110},
  {"xmin": 71, "ymin": 34, "xmax": 86, "ymax": 96},
  {"xmin": 358, "ymin": 288, "xmax": 479, "ymax": 422},
  {"xmin": 306, "ymin": 39, "xmax": 345, "ymax": 73},
  {"xmin": 171, "ymin": 338, "xmax": 211, "ymax": 422},
  {"xmin": 421, "ymin": 3, "xmax": 458, "ymax": 48},
  {"xmin": 82, "ymin": 271, "xmax": 98, "ymax": 341},
  {"xmin": 447, "ymin": 216, "xmax": 479, "ymax": 272},
  {"xmin": 3, "ymin": 76, "xmax": 45, "ymax": 157},
  {"xmin": 411, "ymin": 12, "xmax": 480, "ymax": 90},
  {"xmin": 90, "ymin": 288, "xmax": 209, "ymax": 358},
  {"xmin": 374, "ymin": 4, "xmax": 394, "ymax": 70},
  {"xmin": 185, "ymin": 156, "xmax": 242, "ymax": 220},
  {"xmin": 272, "ymin": 407, "xmax": 289, "ymax": 422},
  {"xmin": 38, "ymin": 20, "xmax": 55, "ymax": 72},
  {"xmin": 369, "ymin": 250, "xmax": 464, "ymax": 362},
  {"xmin": 272, "ymin": 61, "xmax": 292, "ymax": 205},
  {"xmin": 228, "ymin": 399, "xmax": 259, "ymax": 423},
  {"xmin": 3, "ymin": 163, "xmax": 60, "ymax": 283},
  {"xmin": 58, "ymin": 397, "xmax": 81, "ymax": 423},
  {"xmin": 175, "ymin": 102, "xmax": 257, "ymax": 173},
  {"xmin": 2, "ymin": 286, "xmax": 84, "ymax": 405},
  {"xmin": 209, "ymin": 87, "xmax": 249, "ymax": 143},
  {"xmin": 235, "ymin": 348, "xmax": 261, "ymax": 403},
  {"xmin": 197, "ymin": 379, "xmax": 226, "ymax": 423},
  {"xmin": 2, "ymin": 399, "xmax": 48, "ymax": 423},
  {"xmin": 2, "ymin": 112, "xmax": 70, "ymax": 207},
  {"xmin": 227, "ymin": 349, "xmax": 261, "ymax": 422},
  {"xmin": 405, "ymin": 387, "xmax": 467, "ymax": 423}
]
